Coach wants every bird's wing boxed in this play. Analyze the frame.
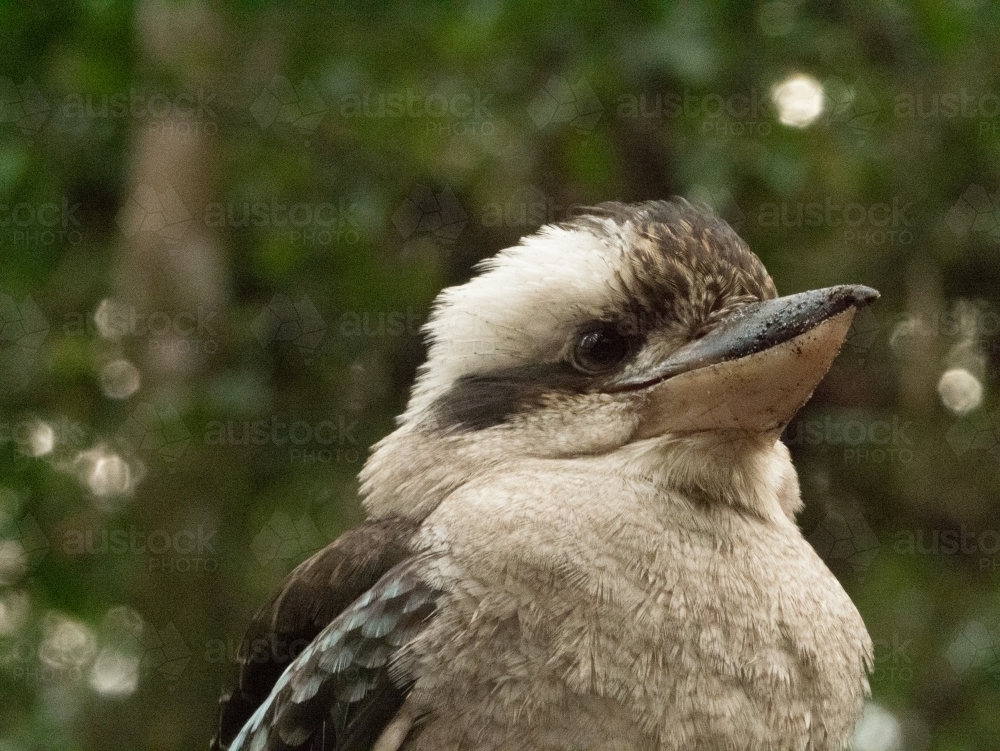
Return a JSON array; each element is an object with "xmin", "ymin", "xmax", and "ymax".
[
  {"xmin": 227, "ymin": 561, "xmax": 439, "ymax": 751},
  {"xmin": 213, "ymin": 515, "xmax": 430, "ymax": 751}
]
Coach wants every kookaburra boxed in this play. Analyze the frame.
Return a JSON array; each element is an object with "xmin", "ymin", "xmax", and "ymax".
[{"xmin": 213, "ymin": 199, "xmax": 876, "ymax": 751}]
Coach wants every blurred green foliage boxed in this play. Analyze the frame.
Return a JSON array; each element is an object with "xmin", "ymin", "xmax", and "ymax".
[{"xmin": 2, "ymin": 1, "xmax": 1000, "ymax": 749}]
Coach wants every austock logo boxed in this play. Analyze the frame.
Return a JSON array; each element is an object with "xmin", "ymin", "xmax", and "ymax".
[
  {"xmin": 617, "ymin": 89, "xmax": 772, "ymax": 137},
  {"xmin": 892, "ymin": 525, "xmax": 1000, "ymax": 572},
  {"xmin": 204, "ymin": 414, "xmax": 360, "ymax": 465},
  {"xmin": 1, "ymin": 197, "xmax": 84, "ymax": 247},
  {"xmin": 784, "ymin": 413, "xmax": 914, "ymax": 465},
  {"xmin": 870, "ymin": 631, "xmax": 916, "ymax": 684},
  {"xmin": 479, "ymin": 185, "xmax": 579, "ymax": 229},
  {"xmin": 117, "ymin": 183, "xmax": 364, "ymax": 248},
  {"xmin": 62, "ymin": 522, "xmax": 217, "ymax": 574},
  {"xmin": 204, "ymin": 196, "xmax": 362, "ymax": 246},
  {"xmin": 0, "ymin": 415, "xmax": 86, "ymax": 459},
  {"xmin": 683, "ymin": 189, "xmax": 914, "ymax": 247},
  {"xmin": 752, "ymin": 196, "xmax": 915, "ymax": 246},
  {"xmin": 60, "ymin": 87, "xmax": 217, "ymax": 135},
  {"xmin": 251, "ymin": 75, "xmax": 497, "ymax": 138},
  {"xmin": 2, "ymin": 76, "xmax": 216, "ymax": 136}
]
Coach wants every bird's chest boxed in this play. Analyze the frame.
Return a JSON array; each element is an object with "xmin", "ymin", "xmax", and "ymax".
[{"xmin": 407, "ymin": 485, "xmax": 867, "ymax": 750}]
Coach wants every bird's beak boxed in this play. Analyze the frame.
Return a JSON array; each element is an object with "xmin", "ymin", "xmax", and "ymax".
[{"xmin": 615, "ymin": 285, "xmax": 879, "ymax": 439}]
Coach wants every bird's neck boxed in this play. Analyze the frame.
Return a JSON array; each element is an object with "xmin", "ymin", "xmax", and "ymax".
[
  {"xmin": 613, "ymin": 432, "xmax": 804, "ymax": 526},
  {"xmin": 360, "ymin": 424, "xmax": 803, "ymax": 528}
]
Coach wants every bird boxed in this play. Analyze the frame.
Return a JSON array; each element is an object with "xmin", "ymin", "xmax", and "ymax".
[{"xmin": 213, "ymin": 199, "xmax": 876, "ymax": 751}]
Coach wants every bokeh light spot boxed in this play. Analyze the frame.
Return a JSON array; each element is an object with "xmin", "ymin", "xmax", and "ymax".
[
  {"xmin": 938, "ymin": 367, "xmax": 983, "ymax": 415},
  {"xmin": 38, "ymin": 613, "xmax": 97, "ymax": 671},
  {"xmin": 771, "ymin": 74, "xmax": 824, "ymax": 127},
  {"xmin": 99, "ymin": 360, "xmax": 141, "ymax": 400}
]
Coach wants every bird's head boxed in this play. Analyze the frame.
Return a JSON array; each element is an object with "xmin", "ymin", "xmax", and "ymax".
[{"xmin": 362, "ymin": 199, "xmax": 877, "ymax": 520}]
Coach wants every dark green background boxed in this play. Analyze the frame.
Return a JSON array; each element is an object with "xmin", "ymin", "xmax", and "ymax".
[{"xmin": 2, "ymin": 2, "xmax": 999, "ymax": 749}]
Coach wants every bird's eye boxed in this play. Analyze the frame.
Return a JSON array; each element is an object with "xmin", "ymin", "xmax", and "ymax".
[{"xmin": 570, "ymin": 322, "xmax": 631, "ymax": 374}]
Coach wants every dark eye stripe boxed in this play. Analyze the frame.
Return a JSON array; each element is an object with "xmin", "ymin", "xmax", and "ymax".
[
  {"xmin": 430, "ymin": 320, "xmax": 646, "ymax": 432},
  {"xmin": 429, "ymin": 362, "xmax": 592, "ymax": 432}
]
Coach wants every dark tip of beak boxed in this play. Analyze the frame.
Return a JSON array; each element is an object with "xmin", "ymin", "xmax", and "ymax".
[
  {"xmin": 839, "ymin": 284, "xmax": 880, "ymax": 308},
  {"xmin": 610, "ymin": 284, "xmax": 879, "ymax": 392},
  {"xmin": 799, "ymin": 284, "xmax": 879, "ymax": 316}
]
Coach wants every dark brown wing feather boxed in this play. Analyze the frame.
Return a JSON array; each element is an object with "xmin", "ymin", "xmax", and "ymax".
[
  {"xmin": 229, "ymin": 563, "xmax": 439, "ymax": 751},
  {"xmin": 212, "ymin": 515, "xmax": 421, "ymax": 751}
]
